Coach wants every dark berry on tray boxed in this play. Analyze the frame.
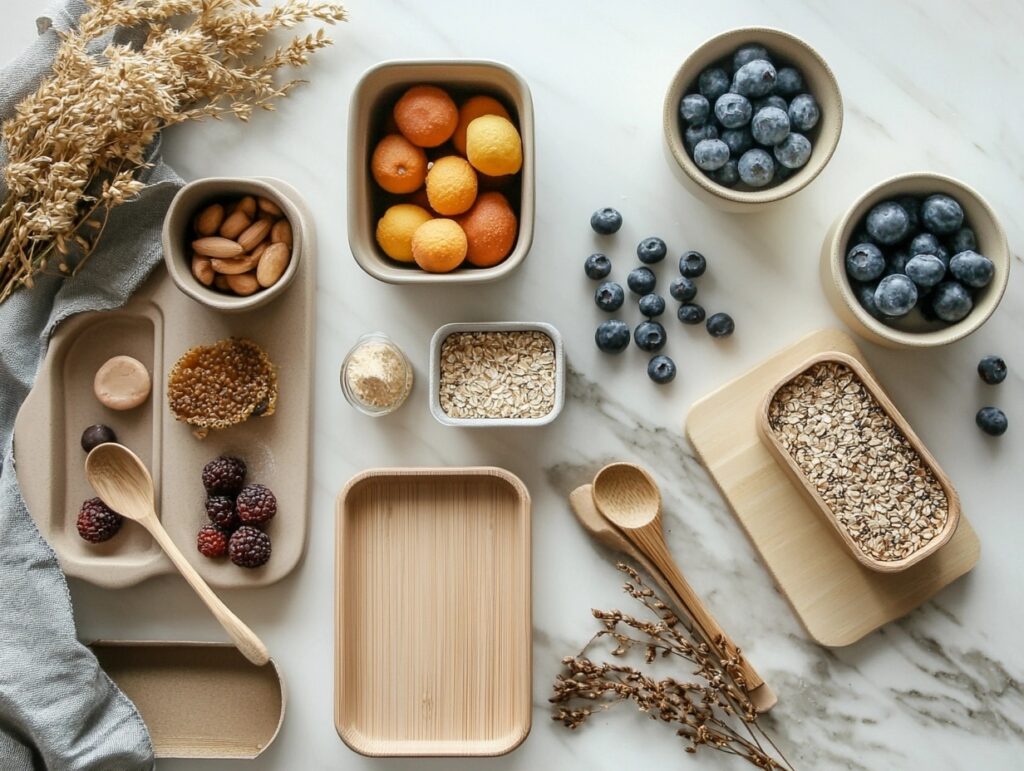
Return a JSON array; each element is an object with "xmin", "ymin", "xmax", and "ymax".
[
  {"xmin": 774, "ymin": 133, "xmax": 811, "ymax": 169},
  {"xmin": 228, "ymin": 525, "xmax": 272, "ymax": 568},
  {"xmin": 627, "ymin": 266, "xmax": 656, "ymax": 295},
  {"xmin": 202, "ymin": 456, "xmax": 246, "ymax": 496},
  {"xmin": 595, "ymin": 281, "xmax": 625, "ymax": 311},
  {"xmin": 694, "ymin": 138, "xmax": 731, "ymax": 171},
  {"xmin": 77, "ymin": 498, "xmax": 123, "ymax": 544},
  {"xmin": 706, "ymin": 312, "xmax": 735, "ymax": 338},
  {"xmin": 773, "ymin": 67, "xmax": 804, "ymax": 96},
  {"xmin": 81, "ymin": 424, "xmax": 117, "ymax": 453},
  {"xmin": 634, "ymin": 320, "xmax": 667, "ymax": 352},
  {"xmin": 678, "ymin": 250, "xmax": 707, "ymax": 278},
  {"xmin": 679, "ymin": 93, "xmax": 710, "ymax": 124},
  {"xmin": 846, "ymin": 243, "xmax": 886, "ymax": 282},
  {"xmin": 647, "ymin": 355, "xmax": 677, "ymax": 384},
  {"xmin": 866, "ymin": 201, "xmax": 911, "ymax": 245},
  {"xmin": 787, "ymin": 93, "xmax": 820, "ymax": 131},
  {"xmin": 677, "ymin": 303, "xmax": 706, "ymax": 325},
  {"xmin": 206, "ymin": 495, "xmax": 240, "ymax": 530},
  {"xmin": 698, "ymin": 66, "xmax": 731, "ymax": 102},
  {"xmin": 978, "ymin": 355, "xmax": 1007, "ymax": 385},
  {"xmin": 874, "ymin": 274, "xmax": 918, "ymax": 317},
  {"xmin": 595, "ymin": 319, "xmax": 631, "ymax": 353},
  {"xmin": 751, "ymin": 106, "xmax": 790, "ymax": 145},
  {"xmin": 669, "ymin": 275, "xmax": 698, "ymax": 302},
  {"xmin": 732, "ymin": 59, "xmax": 776, "ymax": 98},
  {"xmin": 236, "ymin": 483, "xmax": 277, "ymax": 525},
  {"xmin": 636, "ymin": 237, "xmax": 667, "ymax": 264},
  {"xmin": 976, "ymin": 406, "xmax": 1008, "ymax": 437},
  {"xmin": 904, "ymin": 254, "xmax": 947, "ymax": 289},
  {"xmin": 921, "ymin": 194, "xmax": 964, "ymax": 235},
  {"xmin": 930, "ymin": 281, "xmax": 973, "ymax": 323},
  {"xmin": 590, "ymin": 207, "xmax": 623, "ymax": 235},
  {"xmin": 949, "ymin": 250, "xmax": 994, "ymax": 288},
  {"xmin": 738, "ymin": 149, "xmax": 774, "ymax": 187},
  {"xmin": 197, "ymin": 524, "xmax": 230, "ymax": 558},
  {"xmin": 638, "ymin": 293, "xmax": 666, "ymax": 318},
  {"xmin": 584, "ymin": 253, "xmax": 612, "ymax": 279}
]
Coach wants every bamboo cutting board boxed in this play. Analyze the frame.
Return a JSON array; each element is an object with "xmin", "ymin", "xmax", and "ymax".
[
  {"xmin": 686, "ymin": 329, "xmax": 980, "ymax": 647},
  {"xmin": 335, "ymin": 468, "xmax": 531, "ymax": 757}
]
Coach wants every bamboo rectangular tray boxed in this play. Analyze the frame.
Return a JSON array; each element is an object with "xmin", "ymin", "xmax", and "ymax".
[
  {"xmin": 13, "ymin": 178, "xmax": 315, "ymax": 589},
  {"xmin": 335, "ymin": 467, "xmax": 532, "ymax": 757},
  {"xmin": 686, "ymin": 328, "xmax": 980, "ymax": 647}
]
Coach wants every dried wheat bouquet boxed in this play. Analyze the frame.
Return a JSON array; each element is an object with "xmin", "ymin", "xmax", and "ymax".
[{"xmin": 0, "ymin": 0, "xmax": 345, "ymax": 302}]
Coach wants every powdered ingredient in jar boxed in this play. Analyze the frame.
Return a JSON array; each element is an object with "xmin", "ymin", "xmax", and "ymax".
[{"xmin": 344, "ymin": 342, "xmax": 413, "ymax": 410}]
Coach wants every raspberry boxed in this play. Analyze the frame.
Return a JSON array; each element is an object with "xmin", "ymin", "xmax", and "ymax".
[
  {"xmin": 236, "ymin": 483, "xmax": 277, "ymax": 525},
  {"xmin": 196, "ymin": 524, "xmax": 229, "ymax": 558},
  {"xmin": 201, "ymin": 456, "xmax": 246, "ymax": 496},
  {"xmin": 205, "ymin": 495, "xmax": 240, "ymax": 530},
  {"xmin": 76, "ymin": 498, "xmax": 123, "ymax": 543},
  {"xmin": 228, "ymin": 526, "xmax": 271, "ymax": 568}
]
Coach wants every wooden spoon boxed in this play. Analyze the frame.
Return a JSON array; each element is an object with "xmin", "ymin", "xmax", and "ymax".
[
  {"xmin": 591, "ymin": 462, "xmax": 775, "ymax": 712},
  {"xmin": 85, "ymin": 443, "xmax": 270, "ymax": 666}
]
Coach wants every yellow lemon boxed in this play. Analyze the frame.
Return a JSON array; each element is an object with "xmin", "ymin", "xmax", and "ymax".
[
  {"xmin": 411, "ymin": 218, "xmax": 467, "ymax": 273},
  {"xmin": 453, "ymin": 95, "xmax": 511, "ymax": 155},
  {"xmin": 425, "ymin": 156, "xmax": 478, "ymax": 216},
  {"xmin": 375, "ymin": 204, "xmax": 432, "ymax": 262},
  {"xmin": 466, "ymin": 115, "xmax": 522, "ymax": 177}
]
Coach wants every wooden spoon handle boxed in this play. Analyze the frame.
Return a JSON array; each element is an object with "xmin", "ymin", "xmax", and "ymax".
[{"xmin": 143, "ymin": 517, "xmax": 270, "ymax": 666}]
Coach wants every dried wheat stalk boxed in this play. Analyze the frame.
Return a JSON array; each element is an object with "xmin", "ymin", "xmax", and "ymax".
[{"xmin": 0, "ymin": 0, "xmax": 346, "ymax": 302}]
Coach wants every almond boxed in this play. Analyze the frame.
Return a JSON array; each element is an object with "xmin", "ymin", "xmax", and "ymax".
[
  {"xmin": 218, "ymin": 210, "xmax": 251, "ymax": 239},
  {"xmin": 211, "ymin": 252, "xmax": 261, "ymax": 275},
  {"xmin": 236, "ymin": 218, "xmax": 272, "ymax": 252},
  {"xmin": 257, "ymin": 196, "xmax": 283, "ymax": 217},
  {"xmin": 192, "ymin": 237, "xmax": 244, "ymax": 259},
  {"xmin": 213, "ymin": 274, "xmax": 231, "ymax": 291},
  {"xmin": 250, "ymin": 241, "xmax": 269, "ymax": 260},
  {"xmin": 194, "ymin": 203, "xmax": 225, "ymax": 236},
  {"xmin": 235, "ymin": 195, "xmax": 257, "ymax": 218},
  {"xmin": 270, "ymin": 218, "xmax": 292, "ymax": 247},
  {"xmin": 257, "ymin": 242, "xmax": 290, "ymax": 287},
  {"xmin": 226, "ymin": 272, "xmax": 260, "ymax": 296},
  {"xmin": 191, "ymin": 254, "xmax": 214, "ymax": 286}
]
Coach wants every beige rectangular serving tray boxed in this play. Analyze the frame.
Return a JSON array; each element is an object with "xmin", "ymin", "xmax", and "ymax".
[
  {"xmin": 686, "ymin": 328, "xmax": 980, "ymax": 647},
  {"xmin": 14, "ymin": 178, "xmax": 314, "ymax": 589},
  {"xmin": 335, "ymin": 467, "xmax": 531, "ymax": 757}
]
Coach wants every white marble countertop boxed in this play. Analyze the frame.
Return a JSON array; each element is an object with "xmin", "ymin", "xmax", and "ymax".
[{"xmin": 3, "ymin": 1, "xmax": 1023, "ymax": 768}]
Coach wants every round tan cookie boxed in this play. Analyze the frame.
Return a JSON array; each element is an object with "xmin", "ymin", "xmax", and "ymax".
[{"xmin": 94, "ymin": 355, "xmax": 151, "ymax": 410}]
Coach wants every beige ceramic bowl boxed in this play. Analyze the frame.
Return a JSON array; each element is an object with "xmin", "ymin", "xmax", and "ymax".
[
  {"xmin": 663, "ymin": 27, "xmax": 842, "ymax": 212},
  {"xmin": 348, "ymin": 59, "xmax": 535, "ymax": 284},
  {"xmin": 822, "ymin": 172, "xmax": 1010, "ymax": 348},
  {"xmin": 163, "ymin": 177, "xmax": 303, "ymax": 313}
]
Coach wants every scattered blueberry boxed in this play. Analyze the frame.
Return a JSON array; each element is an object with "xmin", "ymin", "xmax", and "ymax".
[
  {"xmin": 647, "ymin": 355, "xmax": 677, "ymax": 384},
  {"xmin": 978, "ymin": 355, "xmax": 1007, "ymax": 385},
  {"xmin": 904, "ymin": 254, "xmax": 947, "ymax": 289},
  {"xmin": 787, "ymin": 93, "xmax": 820, "ymax": 131},
  {"xmin": 706, "ymin": 312, "xmax": 735, "ymax": 337},
  {"xmin": 948, "ymin": 227, "xmax": 977, "ymax": 254},
  {"xmin": 949, "ymin": 250, "xmax": 994, "ymax": 288},
  {"xmin": 853, "ymin": 282, "xmax": 884, "ymax": 319},
  {"xmin": 638, "ymin": 293, "xmax": 666, "ymax": 318},
  {"xmin": 684, "ymin": 122, "xmax": 719, "ymax": 150},
  {"xmin": 594, "ymin": 281, "xmax": 625, "ymax": 311},
  {"xmin": 678, "ymin": 250, "xmax": 707, "ymax": 278},
  {"xmin": 698, "ymin": 66, "xmax": 731, "ymax": 102},
  {"xmin": 738, "ymin": 149, "xmax": 774, "ymax": 187},
  {"xmin": 732, "ymin": 59, "xmax": 776, "ymax": 98},
  {"xmin": 627, "ymin": 266, "xmax": 656, "ymax": 295},
  {"xmin": 976, "ymin": 406, "xmax": 1008, "ymax": 436},
  {"xmin": 921, "ymin": 194, "xmax": 964, "ymax": 235},
  {"xmin": 591, "ymin": 207, "xmax": 623, "ymax": 235},
  {"xmin": 679, "ymin": 93, "xmax": 710, "ymax": 124},
  {"xmin": 773, "ymin": 67, "xmax": 804, "ymax": 96},
  {"xmin": 669, "ymin": 275, "xmax": 698, "ymax": 302},
  {"xmin": 874, "ymin": 274, "xmax": 918, "ymax": 317},
  {"xmin": 677, "ymin": 303, "xmax": 706, "ymax": 325},
  {"xmin": 634, "ymin": 320, "xmax": 667, "ymax": 352},
  {"xmin": 714, "ymin": 93, "xmax": 753, "ymax": 129},
  {"xmin": 584, "ymin": 253, "xmax": 611, "ymax": 279},
  {"xmin": 637, "ymin": 237, "xmax": 667, "ymax": 264},
  {"xmin": 774, "ymin": 133, "xmax": 811, "ymax": 169},
  {"xmin": 710, "ymin": 159, "xmax": 740, "ymax": 187},
  {"xmin": 866, "ymin": 201, "xmax": 911, "ymax": 245},
  {"xmin": 721, "ymin": 127, "xmax": 754, "ymax": 156},
  {"xmin": 733, "ymin": 44, "xmax": 769, "ymax": 71},
  {"xmin": 751, "ymin": 106, "xmax": 790, "ymax": 145},
  {"xmin": 595, "ymin": 319, "xmax": 631, "ymax": 354},
  {"xmin": 845, "ymin": 243, "xmax": 886, "ymax": 282},
  {"xmin": 753, "ymin": 95, "xmax": 788, "ymax": 113},
  {"xmin": 694, "ymin": 138, "xmax": 731, "ymax": 171},
  {"xmin": 930, "ymin": 281, "xmax": 973, "ymax": 322}
]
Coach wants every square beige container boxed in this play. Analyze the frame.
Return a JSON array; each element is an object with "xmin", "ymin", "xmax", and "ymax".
[{"xmin": 348, "ymin": 59, "xmax": 535, "ymax": 284}]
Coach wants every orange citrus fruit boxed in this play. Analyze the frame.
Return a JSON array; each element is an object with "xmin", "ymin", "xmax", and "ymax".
[
  {"xmin": 453, "ymin": 95, "xmax": 511, "ymax": 155},
  {"xmin": 370, "ymin": 134, "xmax": 427, "ymax": 194},
  {"xmin": 425, "ymin": 156, "xmax": 478, "ymax": 216},
  {"xmin": 375, "ymin": 204, "xmax": 433, "ymax": 262},
  {"xmin": 466, "ymin": 115, "xmax": 522, "ymax": 176},
  {"xmin": 393, "ymin": 85, "xmax": 458, "ymax": 148},
  {"xmin": 411, "ymin": 218, "xmax": 467, "ymax": 273},
  {"xmin": 458, "ymin": 192, "xmax": 517, "ymax": 267}
]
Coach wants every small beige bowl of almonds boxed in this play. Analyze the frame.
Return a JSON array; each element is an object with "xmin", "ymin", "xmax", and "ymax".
[{"xmin": 163, "ymin": 177, "xmax": 302, "ymax": 312}]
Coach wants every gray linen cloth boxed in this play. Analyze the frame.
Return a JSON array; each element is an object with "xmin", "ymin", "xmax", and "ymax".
[{"xmin": 0, "ymin": 2, "xmax": 182, "ymax": 768}]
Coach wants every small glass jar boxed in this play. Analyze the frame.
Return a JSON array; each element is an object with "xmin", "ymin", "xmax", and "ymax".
[{"xmin": 340, "ymin": 333, "xmax": 413, "ymax": 416}]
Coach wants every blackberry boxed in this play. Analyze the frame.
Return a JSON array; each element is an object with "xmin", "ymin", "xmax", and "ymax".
[
  {"xmin": 197, "ymin": 524, "xmax": 230, "ymax": 558},
  {"xmin": 76, "ymin": 498, "xmax": 123, "ymax": 543},
  {"xmin": 201, "ymin": 456, "xmax": 246, "ymax": 496},
  {"xmin": 206, "ymin": 495, "xmax": 240, "ymax": 530},
  {"xmin": 236, "ymin": 483, "xmax": 277, "ymax": 525},
  {"xmin": 229, "ymin": 526, "xmax": 272, "ymax": 568}
]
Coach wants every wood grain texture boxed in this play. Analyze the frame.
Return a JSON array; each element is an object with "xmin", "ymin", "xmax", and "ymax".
[
  {"xmin": 685, "ymin": 328, "xmax": 980, "ymax": 648},
  {"xmin": 335, "ymin": 468, "xmax": 531, "ymax": 757}
]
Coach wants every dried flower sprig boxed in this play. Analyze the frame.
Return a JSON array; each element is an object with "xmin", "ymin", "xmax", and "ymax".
[
  {"xmin": 0, "ymin": 0, "xmax": 346, "ymax": 302},
  {"xmin": 551, "ymin": 564, "xmax": 793, "ymax": 770}
]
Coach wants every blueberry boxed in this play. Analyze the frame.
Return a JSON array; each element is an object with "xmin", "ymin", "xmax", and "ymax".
[
  {"xmin": 788, "ymin": 93, "xmax": 820, "ymax": 131},
  {"xmin": 751, "ymin": 106, "xmax": 790, "ymax": 145},
  {"xmin": 845, "ymin": 242, "xmax": 885, "ymax": 282},
  {"xmin": 853, "ymin": 282, "xmax": 884, "ymax": 319},
  {"xmin": 627, "ymin": 266, "xmax": 656, "ymax": 295},
  {"xmin": 753, "ymin": 95, "xmax": 789, "ymax": 113},
  {"xmin": 634, "ymin": 320, "xmax": 667, "ymax": 352},
  {"xmin": 684, "ymin": 122, "xmax": 719, "ymax": 150},
  {"xmin": 595, "ymin": 281, "xmax": 625, "ymax": 311},
  {"xmin": 976, "ymin": 406, "xmax": 1008, "ymax": 436},
  {"xmin": 693, "ymin": 138, "xmax": 731, "ymax": 171},
  {"xmin": 637, "ymin": 237, "xmax": 667, "ymax": 264},
  {"xmin": 595, "ymin": 319, "xmax": 631, "ymax": 354},
  {"xmin": 591, "ymin": 207, "xmax": 623, "ymax": 235},
  {"xmin": 978, "ymin": 355, "xmax": 1007, "ymax": 385},
  {"xmin": 948, "ymin": 227, "xmax": 977, "ymax": 254},
  {"xmin": 669, "ymin": 275, "xmax": 698, "ymax": 302},
  {"xmin": 773, "ymin": 67, "xmax": 804, "ymax": 96},
  {"xmin": 930, "ymin": 281, "xmax": 973, "ymax": 322},
  {"xmin": 710, "ymin": 159, "xmax": 740, "ymax": 187},
  {"xmin": 677, "ymin": 303, "xmax": 706, "ymax": 324},
  {"xmin": 896, "ymin": 196, "xmax": 921, "ymax": 231},
  {"xmin": 853, "ymin": 228, "xmax": 876, "ymax": 246},
  {"xmin": 706, "ymin": 312, "xmax": 735, "ymax": 337},
  {"xmin": 733, "ymin": 44, "xmax": 769, "ymax": 71},
  {"xmin": 866, "ymin": 201, "xmax": 911, "ymax": 245},
  {"xmin": 909, "ymin": 232, "xmax": 950, "ymax": 265},
  {"xmin": 949, "ymin": 250, "xmax": 994, "ymax": 288},
  {"xmin": 679, "ymin": 93, "xmax": 710, "ymax": 124},
  {"xmin": 647, "ymin": 355, "xmax": 677, "ymax": 384},
  {"xmin": 678, "ymin": 250, "xmax": 707, "ymax": 278},
  {"xmin": 721, "ymin": 128, "xmax": 754, "ymax": 156},
  {"xmin": 874, "ymin": 274, "xmax": 918, "ymax": 317},
  {"xmin": 737, "ymin": 149, "xmax": 774, "ymax": 187},
  {"xmin": 921, "ymin": 194, "xmax": 964, "ymax": 235},
  {"xmin": 698, "ymin": 66, "xmax": 731, "ymax": 102},
  {"xmin": 714, "ymin": 93, "xmax": 753, "ymax": 129},
  {"xmin": 584, "ymin": 252, "xmax": 611, "ymax": 279},
  {"xmin": 904, "ymin": 254, "xmax": 947, "ymax": 289},
  {"xmin": 774, "ymin": 133, "xmax": 811, "ymax": 169},
  {"xmin": 773, "ymin": 163, "xmax": 793, "ymax": 184},
  {"xmin": 638, "ymin": 293, "xmax": 666, "ymax": 318},
  {"xmin": 732, "ymin": 59, "xmax": 777, "ymax": 98},
  {"xmin": 884, "ymin": 249, "xmax": 911, "ymax": 277}
]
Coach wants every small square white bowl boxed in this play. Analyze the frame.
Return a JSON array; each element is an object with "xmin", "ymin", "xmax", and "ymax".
[{"xmin": 429, "ymin": 322, "xmax": 565, "ymax": 427}]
